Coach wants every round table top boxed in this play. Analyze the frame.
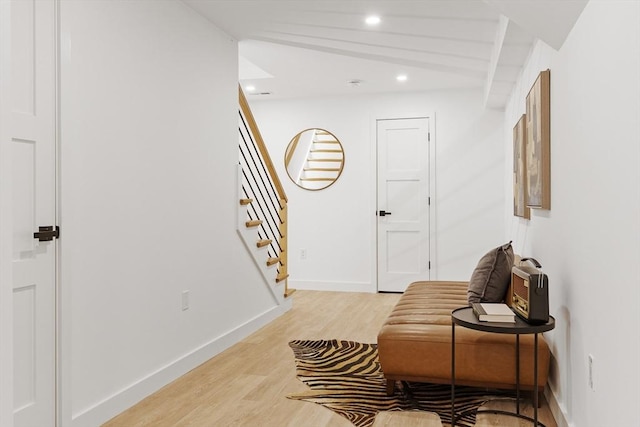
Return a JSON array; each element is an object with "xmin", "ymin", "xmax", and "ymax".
[{"xmin": 452, "ymin": 306, "xmax": 555, "ymax": 334}]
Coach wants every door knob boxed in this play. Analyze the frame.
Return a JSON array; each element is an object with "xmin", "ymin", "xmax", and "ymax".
[{"xmin": 378, "ymin": 210, "xmax": 392, "ymax": 217}]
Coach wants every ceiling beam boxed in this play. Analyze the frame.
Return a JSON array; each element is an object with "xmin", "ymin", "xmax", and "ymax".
[{"xmin": 483, "ymin": 0, "xmax": 588, "ymax": 50}]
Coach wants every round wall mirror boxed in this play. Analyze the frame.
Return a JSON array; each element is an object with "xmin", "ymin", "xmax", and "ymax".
[{"xmin": 284, "ymin": 128, "xmax": 345, "ymax": 191}]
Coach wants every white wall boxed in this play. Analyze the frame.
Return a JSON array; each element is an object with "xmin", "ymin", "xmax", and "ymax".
[
  {"xmin": 59, "ymin": 1, "xmax": 284, "ymax": 425},
  {"xmin": 250, "ymin": 89, "xmax": 506, "ymax": 292},
  {"xmin": 504, "ymin": 1, "xmax": 640, "ymax": 426}
]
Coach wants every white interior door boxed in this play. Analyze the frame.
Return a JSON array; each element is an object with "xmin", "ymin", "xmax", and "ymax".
[
  {"xmin": 377, "ymin": 118, "xmax": 430, "ymax": 292},
  {"xmin": 11, "ymin": 0, "xmax": 57, "ymax": 425}
]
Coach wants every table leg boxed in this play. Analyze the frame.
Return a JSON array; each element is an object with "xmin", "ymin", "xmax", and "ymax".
[
  {"xmin": 534, "ymin": 333, "xmax": 539, "ymax": 426},
  {"xmin": 451, "ymin": 322, "xmax": 455, "ymax": 426},
  {"xmin": 516, "ymin": 334, "xmax": 520, "ymax": 415}
]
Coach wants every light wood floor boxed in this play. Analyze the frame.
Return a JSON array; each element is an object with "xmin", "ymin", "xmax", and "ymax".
[{"xmin": 103, "ymin": 290, "xmax": 557, "ymax": 427}]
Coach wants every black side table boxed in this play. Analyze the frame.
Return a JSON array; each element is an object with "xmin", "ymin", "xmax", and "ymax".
[{"xmin": 450, "ymin": 306, "xmax": 555, "ymax": 426}]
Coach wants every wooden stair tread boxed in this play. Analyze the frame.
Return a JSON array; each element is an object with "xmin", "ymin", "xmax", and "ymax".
[
  {"xmin": 256, "ymin": 239, "xmax": 272, "ymax": 248},
  {"xmin": 304, "ymin": 167, "xmax": 341, "ymax": 172},
  {"xmin": 239, "ymin": 198, "xmax": 253, "ymax": 205},
  {"xmin": 266, "ymin": 257, "xmax": 280, "ymax": 266},
  {"xmin": 300, "ymin": 177, "xmax": 334, "ymax": 181},
  {"xmin": 245, "ymin": 220, "xmax": 263, "ymax": 228},
  {"xmin": 307, "ymin": 158, "xmax": 342, "ymax": 162},
  {"xmin": 276, "ymin": 273, "xmax": 289, "ymax": 283}
]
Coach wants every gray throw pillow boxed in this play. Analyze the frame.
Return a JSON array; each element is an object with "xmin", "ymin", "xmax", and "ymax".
[{"xmin": 467, "ymin": 242, "xmax": 514, "ymax": 304}]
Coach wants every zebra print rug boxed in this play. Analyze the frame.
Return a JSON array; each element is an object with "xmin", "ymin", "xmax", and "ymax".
[{"xmin": 287, "ymin": 339, "xmax": 514, "ymax": 427}]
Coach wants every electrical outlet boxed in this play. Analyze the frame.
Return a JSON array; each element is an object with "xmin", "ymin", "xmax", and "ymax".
[
  {"xmin": 300, "ymin": 249, "xmax": 307, "ymax": 260},
  {"xmin": 588, "ymin": 354, "xmax": 595, "ymax": 391},
  {"xmin": 182, "ymin": 290, "xmax": 190, "ymax": 311}
]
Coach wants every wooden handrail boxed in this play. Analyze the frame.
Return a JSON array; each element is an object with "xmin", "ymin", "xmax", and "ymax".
[{"xmin": 239, "ymin": 87, "xmax": 288, "ymax": 203}]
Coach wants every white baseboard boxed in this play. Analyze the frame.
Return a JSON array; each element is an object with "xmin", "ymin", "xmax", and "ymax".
[
  {"xmin": 289, "ymin": 280, "xmax": 375, "ymax": 293},
  {"xmin": 545, "ymin": 387, "xmax": 571, "ymax": 427},
  {"xmin": 70, "ymin": 300, "xmax": 292, "ymax": 427}
]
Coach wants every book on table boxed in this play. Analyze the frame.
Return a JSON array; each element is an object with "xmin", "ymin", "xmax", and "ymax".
[{"xmin": 471, "ymin": 303, "xmax": 516, "ymax": 323}]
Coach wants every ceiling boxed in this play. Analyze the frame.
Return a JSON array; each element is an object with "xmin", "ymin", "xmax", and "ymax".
[{"xmin": 184, "ymin": 0, "xmax": 587, "ymax": 109}]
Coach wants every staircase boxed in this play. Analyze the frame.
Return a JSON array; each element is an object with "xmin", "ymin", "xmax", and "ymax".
[{"xmin": 237, "ymin": 88, "xmax": 291, "ymax": 304}]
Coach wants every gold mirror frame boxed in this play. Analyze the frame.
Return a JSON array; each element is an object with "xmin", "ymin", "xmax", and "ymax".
[{"xmin": 284, "ymin": 128, "xmax": 345, "ymax": 191}]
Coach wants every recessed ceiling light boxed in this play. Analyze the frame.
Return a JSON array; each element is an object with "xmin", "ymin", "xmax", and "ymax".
[
  {"xmin": 365, "ymin": 15, "xmax": 381, "ymax": 26},
  {"xmin": 245, "ymin": 85, "xmax": 256, "ymax": 92},
  {"xmin": 396, "ymin": 74, "xmax": 408, "ymax": 82}
]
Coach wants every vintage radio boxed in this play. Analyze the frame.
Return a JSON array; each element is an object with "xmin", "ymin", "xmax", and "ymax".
[{"xmin": 510, "ymin": 258, "xmax": 549, "ymax": 324}]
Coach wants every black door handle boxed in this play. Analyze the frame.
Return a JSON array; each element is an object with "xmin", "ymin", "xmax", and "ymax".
[
  {"xmin": 378, "ymin": 210, "xmax": 392, "ymax": 217},
  {"xmin": 34, "ymin": 225, "xmax": 60, "ymax": 241}
]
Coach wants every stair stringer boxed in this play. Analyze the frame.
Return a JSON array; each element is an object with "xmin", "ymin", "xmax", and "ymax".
[{"xmin": 236, "ymin": 165, "xmax": 285, "ymax": 305}]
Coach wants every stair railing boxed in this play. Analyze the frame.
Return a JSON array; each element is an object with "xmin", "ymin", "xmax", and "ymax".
[{"xmin": 238, "ymin": 87, "xmax": 290, "ymax": 297}]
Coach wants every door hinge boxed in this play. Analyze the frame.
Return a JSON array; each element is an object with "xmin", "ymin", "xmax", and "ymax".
[
  {"xmin": 428, "ymin": 261, "xmax": 431, "ymax": 270},
  {"xmin": 428, "ymin": 132, "xmax": 431, "ymax": 142},
  {"xmin": 34, "ymin": 225, "xmax": 60, "ymax": 242},
  {"xmin": 428, "ymin": 197, "xmax": 431, "ymax": 206}
]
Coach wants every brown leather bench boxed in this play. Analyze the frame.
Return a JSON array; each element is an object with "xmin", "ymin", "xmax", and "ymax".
[{"xmin": 377, "ymin": 281, "xmax": 550, "ymax": 395}]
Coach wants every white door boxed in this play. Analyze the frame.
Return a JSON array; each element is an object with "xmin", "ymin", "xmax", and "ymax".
[
  {"xmin": 11, "ymin": 0, "xmax": 57, "ymax": 425},
  {"xmin": 377, "ymin": 118, "xmax": 430, "ymax": 292}
]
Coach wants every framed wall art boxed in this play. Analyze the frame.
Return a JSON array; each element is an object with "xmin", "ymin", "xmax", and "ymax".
[
  {"xmin": 513, "ymin": 114, "xmax": 530, "ymax": 219},
  {"xmin": 525, "ymin": 69, "xmax": 551, "ymax": 209}
]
